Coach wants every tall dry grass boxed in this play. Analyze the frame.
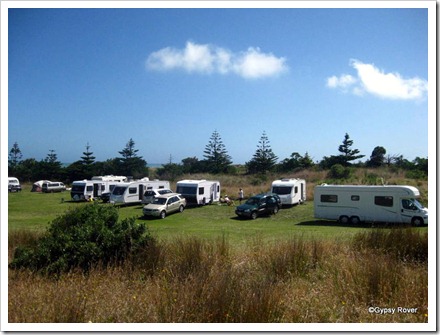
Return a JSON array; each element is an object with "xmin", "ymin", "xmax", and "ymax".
[{"xmin": 8, "ymin": 229, "xmax": 428, "ymax": 323}]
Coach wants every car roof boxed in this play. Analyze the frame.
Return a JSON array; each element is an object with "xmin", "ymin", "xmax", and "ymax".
[{"xmin": 155, "ymin": 193, "xmax": 181, "ymax": 199}]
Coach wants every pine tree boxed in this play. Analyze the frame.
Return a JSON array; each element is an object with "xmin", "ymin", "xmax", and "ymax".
[
  {"xmin": 117, "ymin": 138, "xmax": 148, "ymax": 178},
  {"xmin": 202, "ymin": 130, "xmax": 232, "ymax": 174},
  {"xmin": 246, "ymin": 131, "xmax": 278, "ymax": 174},
  {"xmin": 9, "ymin": 142, "xmax": 23, "ymax": 169},
  {"xmin": 81, "ymin": 143, "xmax": 96, "ymax": 166},
  {"xmin": 337, "ymin": 133, "xmax": 364, "ymax": 166}
]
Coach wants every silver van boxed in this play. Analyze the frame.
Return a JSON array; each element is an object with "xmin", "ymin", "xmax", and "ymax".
[{"xmin": 42, "ymin": 182, "xmax": 66, "ymax": 193}]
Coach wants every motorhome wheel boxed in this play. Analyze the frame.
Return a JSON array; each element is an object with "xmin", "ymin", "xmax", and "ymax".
[
  {"xmin": 411, "ymin": 217, "xmax": 424, "ymax": 227},
  {"xmin": 339, "ymin": 215, "xmax": 349, "ymax": 224}
]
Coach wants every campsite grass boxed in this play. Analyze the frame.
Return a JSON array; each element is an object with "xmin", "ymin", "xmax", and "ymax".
[
  {"xmin": 9, "ymin": 183, "xmax": 390, "ymax": 245},
  {"xmin": 7, "ymin": 173, "xmax": 430, "ymax": 324}
]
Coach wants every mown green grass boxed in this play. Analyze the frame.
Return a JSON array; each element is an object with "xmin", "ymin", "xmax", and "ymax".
[{"xmin": 9, "ymin": 184, "xmax": 426, "ymax": 246}]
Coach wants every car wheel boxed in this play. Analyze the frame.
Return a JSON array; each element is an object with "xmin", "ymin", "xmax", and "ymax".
[
  {"xmin": 160, "ymin": 211, "xmax": 166, "ymax": 219},
  {"xmin": 251, "ymin": 211, "xmax": 258, "ymax": 220},
  {"xmin": 339, "ymin": 215, "xmax": 349, "ymax": 224},
  {"xmin": 411, "ymin": 217, "xmax": 424, "ymax": 227},
  {"xmin": 179, "ymin": 205, "xmax": 184, "ymax": 213}
]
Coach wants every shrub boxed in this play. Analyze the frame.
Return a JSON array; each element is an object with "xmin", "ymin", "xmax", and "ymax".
[
  {"xmin": 328, "ymin": 164, "xmax": 351, "ymax": 179},
  {"xmin": 10, "ymin": 203, "xmax": 155, "ymax": 275}
]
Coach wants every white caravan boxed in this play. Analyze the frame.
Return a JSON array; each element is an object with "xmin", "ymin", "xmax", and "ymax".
[
  {"xmin": 314, "ymin": 184, "xmax": 428, "ymax": 226},
  {"xmin": 71, "ymin": 180, "xmax": 115, "ymax": 200},
  {"xmin": 71, "ymin": 176, "xmax": 127, "ymax": 201},
  {"xmin": 271, "ymin": 178, "xmax": 306, "ymax": 206},
  {"xmin": 110, "ymin": 178, "xmax": 170, "ymax": 205},
  {"xmin": 176, "ymin": 180, "xmax": 221, "ymax": 205}
]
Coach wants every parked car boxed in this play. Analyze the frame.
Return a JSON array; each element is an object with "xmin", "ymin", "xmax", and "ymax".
[
  {"xmin": 142, "ymin": 189, "xmax": 174, "ymax": 204},
  {"xmin": 42, "ymin": 182, "xmax": 66, "ymax": 193},
  {"xmin": 143, "ymin": 193, "xmax": 186, "ymax": 219},
  {"xmin": 235, "ymin": 193, "xmax": 281, "ymax": 220},
  {"xmin": 8, "ymin": 177, "xmax": 21, "ymax": 192}
]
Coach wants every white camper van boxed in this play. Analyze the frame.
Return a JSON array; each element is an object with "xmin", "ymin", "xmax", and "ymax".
[
  {"xmin": 271, "ymin": 178, "xmax": 306, "ymax": 206},
  {"xmin": 8, "ymin": 177, "xmax": 21, "ymax": 192},
  {"xmin": 110, "ymin": 178, "xmax": 170, "ymax": 205},
  {"xmin": 176, "ymin": 180, "xmax": 221, "ymax": 205},
  {"xmin": 71, "ymin": 177, "xmax": 126, "ymax": 201},
  {"xmin": 314, "ymin": 184, "xmax": 428, "ymax": 226}
]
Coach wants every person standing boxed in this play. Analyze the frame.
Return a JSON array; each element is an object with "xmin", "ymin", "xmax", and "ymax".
[{"xmin": 238, "ymin": 188, "xmax": 244, "ymax": 204}]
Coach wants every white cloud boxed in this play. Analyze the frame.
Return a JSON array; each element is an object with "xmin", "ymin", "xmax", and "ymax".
[
  {"xmin": 326, "ymin": 74, "xmax": 357, "ymax": 89},
  {"xmin": 146, "ymin": 41, "xmax": 288, "ymax": 79},
  {"xmin": 327, "ymin": 59, "xmax": 427, "ymax": 101}
]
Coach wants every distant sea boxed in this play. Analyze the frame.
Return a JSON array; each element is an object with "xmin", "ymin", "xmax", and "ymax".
[{"xmin": 61, "ymin": 163, "xmax": 163, "ymax": 168}]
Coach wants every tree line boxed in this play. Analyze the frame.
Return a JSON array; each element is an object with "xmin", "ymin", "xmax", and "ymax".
[{"xmin": 8, "ymin": 131, "xmax": 428, "ymax": 183}]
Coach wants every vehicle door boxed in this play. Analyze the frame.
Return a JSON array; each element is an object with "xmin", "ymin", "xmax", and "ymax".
[
  {"xmin": 167, "ymin": 196, "xmax": 179, "ymax": 213},
  {"xmin": 400, "ymin": 199, "xmax": 420, "ymax": 224}
]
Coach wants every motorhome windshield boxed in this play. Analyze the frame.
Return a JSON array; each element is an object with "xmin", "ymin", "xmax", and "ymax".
[
  {"xmin": 71, "ymin": 184, "xmax": 85, "ymax": 192},
  {"xmin": 272, "ymin": 186, "xmax": 292, "ymax": 195},
  {"xmin": 176, "ymin": 186, "xmax": 197, "ymax": 195},
  {"xmin": 112, "ymin": 186, "xmax": 127, "ymax": 196},
  {"xmin": 402, "ymin": 198, "xmax": 424, "ymax": 210}
]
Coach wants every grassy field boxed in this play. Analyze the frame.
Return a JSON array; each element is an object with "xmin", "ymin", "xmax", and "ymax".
[
  {"xmin": 7, "ymin": 171, "xmax": 430, "ymax": 325},
  {"xmin": 8, "ymin": 182, "xmax": 417, "ymax": 246}
]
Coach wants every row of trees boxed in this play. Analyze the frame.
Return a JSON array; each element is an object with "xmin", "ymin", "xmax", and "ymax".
[{"xmin": 9, "ymin": 132, "xmax": 428, "ymax": 183}]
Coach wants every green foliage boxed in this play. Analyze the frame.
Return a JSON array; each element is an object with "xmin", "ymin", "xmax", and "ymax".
[
  {"xmin": 202, "ymin": 130, "xmax": 233, "ymax": 174},
  {"xmin": 328, "ymin": 164, "xmax": 351, "ymax": 179},
  {"xmin": 246, "ymin": 131, "xmax": 278, "ymax": 174},
  {"xmin": 10, "ymin": 203, "xmax": 154, "ymax": 275},
  {"xmin": 337, "ymin": 133, "xmax": 365, "ymax": 166}
]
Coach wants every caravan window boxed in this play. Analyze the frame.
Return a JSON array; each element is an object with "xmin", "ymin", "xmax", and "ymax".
[
  {"xmin": 321, "ymin": 194, "xmax": 338, "ymax": 203},
  {"xmin": 351, "ymin": 195, "xmax": 360, "ymax": 201},
  {"xmin": 129, "ymin": 187, "xmax": 137, "ymax": 194},
  {"xmin": 199, "ymin": 187, "xmax": 204, "ymax": 195},
  {"xmin": 176, "ymin": 186, "xmax": 197, "ymax": 195},
  {"xmin": 272, "ymin": 186, "xmax": 292, "ymax": 195},
  {"xmin": 375, "ymin": 196, "xmax": 393, "ymax": 207},
  {"xmin": 86, "ymin": 186, "xmax": 93, "ymax": 192}
]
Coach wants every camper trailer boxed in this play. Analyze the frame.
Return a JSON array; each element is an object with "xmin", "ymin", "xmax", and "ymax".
[
  {"xmin": 71, "ymin": 180, "xmax": 105, "ymax": 200},
  {"xmin": 71, "ymin": 176, "xmax": 129, "ymax": 201},
  {"xmin": 109, "ymin": 178, "xmax": 170, "ymax": 205},
  {"xmin": 271, "ymin": 178, "xmax": 306, "ymax": 206},
  {"xmin": 314, "ymin": 184, "xmax": 428, "ymax": 226},
  {"xmin": 176, "ymin": 180, "xmax": 221, "ymax": 205}
]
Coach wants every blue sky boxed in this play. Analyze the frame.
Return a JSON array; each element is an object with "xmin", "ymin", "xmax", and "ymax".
[{"xmin": 5, "ymin": 3, "xmax": 433, "ymax": 165}]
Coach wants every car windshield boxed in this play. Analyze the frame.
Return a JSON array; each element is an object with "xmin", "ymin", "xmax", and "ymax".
[
  {"xmin": 159, "ymin": 189, "xmax": 172, "ymax": 195},
  {"xmin": 152, "ymin": 198, "xmax": 167, "ymax": 205}
]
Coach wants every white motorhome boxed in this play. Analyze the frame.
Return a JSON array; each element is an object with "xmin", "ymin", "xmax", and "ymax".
[
  {"xmin": 71, "ymin": 176, "xmax": 129, "ymax": 201},
  {"xmin": 110, "ymin": 178, "xmax": 170, "ymax": 205},
  {"xmin": 271, "ymin": 178, "xmax": 306, "ymax": 206},
  {"xmin": 314, "ymin": 184, "xmax": 428, "ymax": 226},
  {"xmin": 176, "ymin": 180, "xmax": 221, "ymax": 205},
  {"xmin": 91, "ymin": 175, "xmax": 127, "ymax": 182}
]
